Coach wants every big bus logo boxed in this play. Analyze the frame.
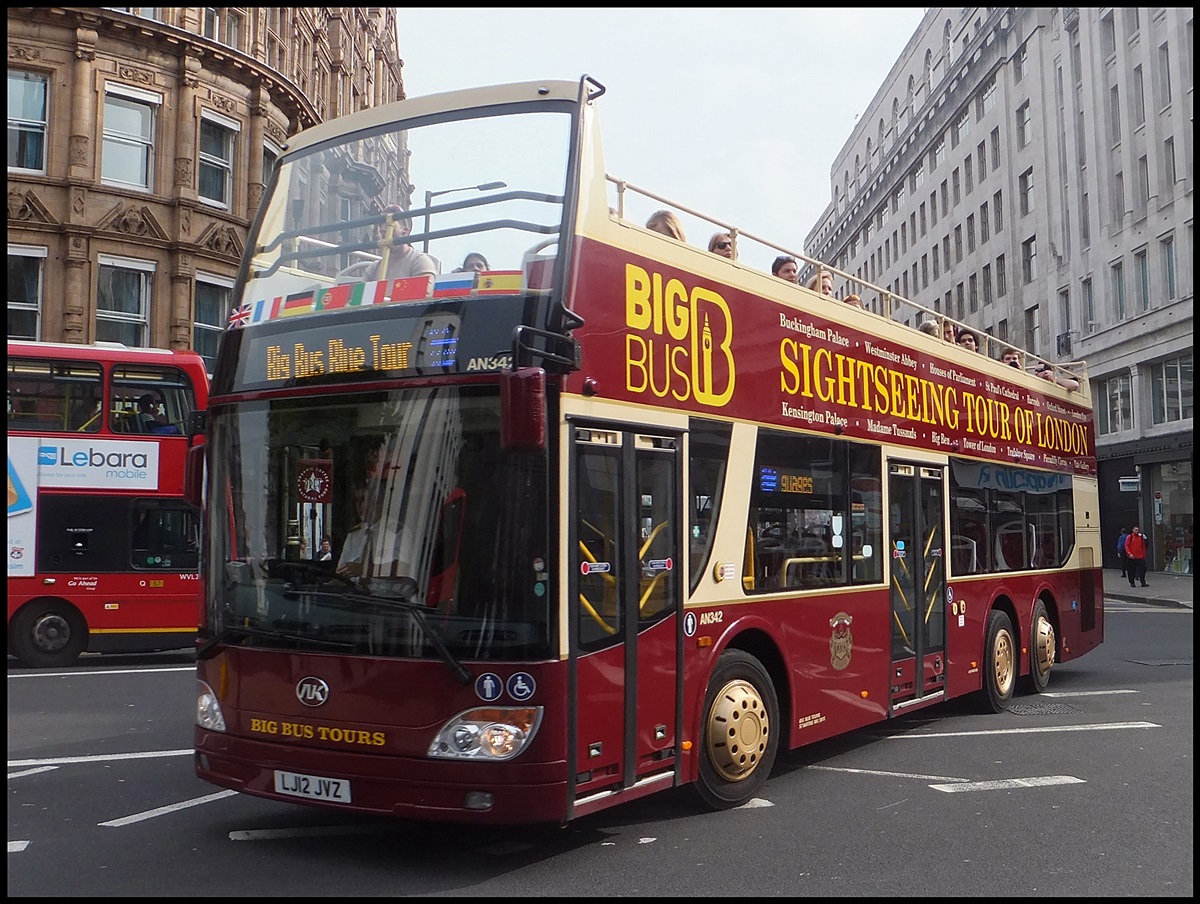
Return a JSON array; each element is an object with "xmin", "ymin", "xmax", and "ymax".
[
  {"xmin": 624, "ymin": 264, "xmax": 735, "ymax": 407},
  {"xmin": 295, "ymin": 676, "xmax": 330, "ymax": 707}
]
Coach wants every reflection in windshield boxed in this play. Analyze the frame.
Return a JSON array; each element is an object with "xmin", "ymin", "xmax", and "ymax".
[
  {"xmin": 205, "ymin": 387, "xmax": 551, "ymax": 661},
  {"xmin": 245, "ymin": 109, "xmax": 570, "ymax": 312}
]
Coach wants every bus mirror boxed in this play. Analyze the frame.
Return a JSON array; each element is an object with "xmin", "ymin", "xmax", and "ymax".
[
  {"xmin": 185, "ymin": 442, "xmax": 206, "ymax": 509},
  {"xmin": 500, "ymin": 367, "xmax": 546, "ymax": 452},
  {"xmin": 186, "ymin": 410, "xmax": 206, "ymax": 438}
]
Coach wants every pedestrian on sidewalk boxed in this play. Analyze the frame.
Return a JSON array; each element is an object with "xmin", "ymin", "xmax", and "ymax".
[
  {"xmin": 1116, "ymin": 527, "xmax": 1130, "ymax": 578},
  {"xmin": 1124, "ymin": 526, "xmax": 1149, "ymax": 587}
]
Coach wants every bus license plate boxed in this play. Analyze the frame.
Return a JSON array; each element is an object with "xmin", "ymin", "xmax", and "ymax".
[{"xmin": 273, "ymin": 770, "xmax": 352, "ymax": 803}]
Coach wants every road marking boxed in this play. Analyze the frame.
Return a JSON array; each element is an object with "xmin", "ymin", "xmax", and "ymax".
[
  {"xmin": 7, "ymin": 765, "xmax": 60, "ymax": 779},
  {"xmin": 1042, "ymin": 689, "xmax": 1138, "ymax": 697},
  {"xmin": 810, "ymin": 765, "xmax": 969, "ymax": 782},
  {"xmin": 8, "ymin": 840, "xmax": 31, "ymax": 853},
  {"xmin": 8, "ymin": 749, "xmax": 192, "ymax": 768},
  {"xmin": 930, "ymin": 775, "xmax": 1085, "ymax": 792},
  {"xmin": 100, "ymin": 790, "xmax": 237, "ymax": 827},
  {"xmin": 7, "ymin": 666, "xmax": 194, "ymax": 679},
  {"xmin": 229, "ymin": 824, "xmax": 396, "ymax": 841},
  {"xmin": 888, "ymin": 720, "xmax": 1159, "ymax": 739}
]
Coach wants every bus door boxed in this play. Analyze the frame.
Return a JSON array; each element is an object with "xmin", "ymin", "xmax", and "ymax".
[
  {"xmin": 887, "ymin": 462, "xmax": 947, "ymax": 711},
  {"xmin": 570, "ymin": 426, "xmax": 681, "ymax": 804}
]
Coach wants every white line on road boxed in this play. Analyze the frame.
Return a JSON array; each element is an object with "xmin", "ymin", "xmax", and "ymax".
[
  {"xmin": 7, "ymin": 665, "xmax": 194, "ymax": 679},
  {"xmin": 1042, "ymin": 689, "xmax": 1139, "ymax": 697},
  {"xmin": 809, "ymin": 765, "xmax": 969, "ymax": 782},
  {"xmin": 8, "ymin": 749, "xmax": 192, "ymax": 768},
  {"xmin": 99, "ymin": 790, "xmax": 238, "ymax": 827},
  {"xmin": 229, "ymin": 824, "xmax": 398, "ymax": 841},
  {"xmin": 7, "ymin": 765, "xmax": 60, "ymax": 779},
  {"xmin": 8, "ymin": 841, "xmax": 31, "ymax": 853},
  {"xmin": 889, "ymin": 720, "xmax": 1159, "ymax": 739},
  {"xmin": 930, "ymin": 775, "xmax": 1086, "ymax": 792}
]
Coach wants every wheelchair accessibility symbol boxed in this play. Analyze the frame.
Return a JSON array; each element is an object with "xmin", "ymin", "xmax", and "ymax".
[{"xmin": 507, "ymin": 672, "xmax": 536, "ymax": 701}]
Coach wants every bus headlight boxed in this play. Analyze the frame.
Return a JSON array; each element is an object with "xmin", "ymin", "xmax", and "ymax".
[
  {"xmin": 428, "ymin": 706, "xmax": 543, "ymax": 760},
  {"xmin": 196, "ymin": 679, "xmax": 226, "ymax": 732}
]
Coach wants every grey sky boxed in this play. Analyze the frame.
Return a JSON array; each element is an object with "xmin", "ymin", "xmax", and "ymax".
[{"xmin": 397, "ymin": 8, "xmax": 926, "ymax": 258}]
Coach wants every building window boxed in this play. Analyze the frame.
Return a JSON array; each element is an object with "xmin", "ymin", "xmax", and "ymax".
[
  {"xmin": 921, "ymin": 254, "xmax": 929, "ymax": 288},
  {"xmin": 1133, "ymin": 65, "xmax": 1146, "ymax": 127},
  {"xmin": 1083, "ymin": 276, "xmax": 1095, "ymax": 333},
  {"xmin": 194, "ymin": 274, "xmax": 231, "ymax": 372},
  {"xmin": 933, "ymin": 138, "xmax": 945, "ymax": 169},
  {"xmin": 940, "ymin": 181, "xmax": 948, "ymax": 217},
  {"xmin": 1021, "ymin": 236, "xmax": 1037, "ymax": 284},
  {"xmin": 982, "ymin": 263, "xmax": 992, "ymax": 305},
  {"xmin": 1025, "ymin": 304, "xmax": 1040, "ymax": 355},
  {"xmin": 1014, "ymin": 44, "xmax": 1027, "ymax": 82},
  {"xmin": 996, "ymin": 254, "xmax": 1007, "ymax": 297},
  {"xmin": 225, "ymin": 11, "xmax": 243, "ymax": 50},
  {"xmin": 7, "ymin": 70, "xmax": 48, "ymax": 172},
  {"xmin": 955, "ymin": 283, "xmax": 965, "ymax": 320},
  {"xmin": 1112, "ymin": 171, "xmax": 1124, "ymax": 222},
  {"xmin": 967, "ymin": 215, "xmax": 976, "ymax": 253},
  {"xmin": 102, "ymin": 86, "xmax": 159, "ymax": 190},
  {"xmin": 1151, "ymin": 354, "xmax": 1193, "ymax": 424},
  {"xmin": 978, "ymin": 79, "xmax": 997, "ymax": 117},
  {"xmin": 954, "ymin": 226, "xmax": 963, "ymax": 263},
  {"xmin": 198, "ymin": 112, "xmax": 238, "ymax": 207},
  {"xmin": 993, "ymin": 189, "xmax": 1003, "ymax": 232},
  {"xmin": 1096, "ymin": 372, "xmax": 1133, "ymax": 435},
  {"xmin": 914, "ymin": 164, "xmax": 924, "ymax": 189},
  {"xmin": 980, "ymin": 202, "xmax": 990, "ymax": 243},
  {"xmin": 203, "ymin": 7, "xmax": 218, "ymax": 38},
  {"xmin": 1111, "ymin": 260, "xmax": 1126, "ymax": 319},
  {"xmin": 1016, "ymin": 101, "xmax": 1031, "ymax": 148},
  {"xmin": 1137, "ymin": 155, "xmax": 1150, "ymax": 207},
  {"xmin": 990, "ymin": 127, "xmax": 1000, "ymax": 171},
  {"xmin": 1080, "ymin": 190, "xmax": 1090, "ymax": 246},
  {"xmin": 965, "ymin": 156, "xmax": 973, "ymax": 194},
  {"xmin": 952, "ymin": 168, "xmax": 960, "ymax": 206},
  {"xmin": 969, "ymin": 273, "xmax": 978, "ymax": 312},
  {"xmin": 7, "ymin": 244, "xmax": 45, "ymax": 339},
  {"xmin": 953, "ymin": 111, "xmax": 969, "ymax": 147},
  {"xmin": 1058, "ymin": 286, "xmax": 1072, "ymax": 335},
  {"xmin": 1135, "ymin": 248, "xmax": 1150, "ymax": 311},
  {"xmin": 977, "ymin": 141, "xmax": 987, "ymax": 179},
  {"xmin": 1019, "ymin": 168, "xmax": 1035, "ymax": 216},
  {"xmin": 1100, "ymin": 12, "xmax": 1116, "ymax": 58},
  {"xmin": 1109, "ymin": 85, "xmax": 1121, "ymax": 145},
  {"xmin": 1160, "ymin": 233, "xmax": 1177, "ymax": 300},
  {"xmin": 932, "ymin": 245, "xmax": 940, "ymax": 279},
  {"xmin": 97, "ymin": 255, "xmax": 153, "ymax": 346},
  {"xmin": 1162, "ymin": 136, "xmax": 1176, "ymax": 189},
  {"xmin": 919, "ymin": 203, "xmax": 927, "ymax": 236},
  {"xmin": 1157, "ymin": 43, "xmax": 1172, "ymax": 107}
]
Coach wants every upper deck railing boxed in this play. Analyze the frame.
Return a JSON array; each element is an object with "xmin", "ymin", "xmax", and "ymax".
[{"xmin": 606, "ymin": 175, "xmax": 1088, "ymax": 395}]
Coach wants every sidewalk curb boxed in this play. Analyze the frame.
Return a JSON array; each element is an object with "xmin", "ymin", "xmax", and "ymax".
[{"xmin": 1105, "ymin": 591, "xmax": 1192, "ymax": 609}]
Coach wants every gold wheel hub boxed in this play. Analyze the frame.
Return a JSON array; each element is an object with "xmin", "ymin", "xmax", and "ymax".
[
  {"xmin": 993, "ymin": 629, "xmax": 1015, "ymax": 696},
  {"xmin": 705, "ymin": 679, "xmax": 770, "ymax": 783},
  {"xmin": 1032, "ymin": 614, "xmax": 1056, "ymax": 678}
]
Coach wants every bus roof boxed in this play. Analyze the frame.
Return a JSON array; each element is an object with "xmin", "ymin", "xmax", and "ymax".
[
  {"xmin": 278, "ymin": 78, "xmax": 586, "ymax": 158},
  {"xmin": 7, "ymin": 339, "xmax": 207, "ymax": 367}
]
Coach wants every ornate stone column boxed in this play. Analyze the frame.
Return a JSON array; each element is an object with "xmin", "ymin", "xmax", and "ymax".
[{"xmin": 247, "ymin": 81, "xmax": 270, "ymax": 215}]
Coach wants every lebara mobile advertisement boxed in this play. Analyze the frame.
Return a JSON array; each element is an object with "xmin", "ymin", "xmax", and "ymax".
[{"xmin": 8, "ymin": 437, "xmax": 39, "ymax": 577}]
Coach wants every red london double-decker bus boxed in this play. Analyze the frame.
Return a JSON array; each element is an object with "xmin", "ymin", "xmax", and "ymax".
[
  {"xmin": 7, "ymin": 340, "xmax": 208, "ymax": 667},
  {"xmin": 192, "ymin": 77, "xmax": 1102, "ymax": 824}
]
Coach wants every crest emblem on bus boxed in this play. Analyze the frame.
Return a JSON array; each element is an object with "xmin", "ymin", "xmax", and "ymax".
[
  {"xmin": 296, "ymin": 676, "xmax": 330, "ymax": 707},
  {"xmin": 829, "ymin": 612, "xmax": 854, "ymax": 671}
]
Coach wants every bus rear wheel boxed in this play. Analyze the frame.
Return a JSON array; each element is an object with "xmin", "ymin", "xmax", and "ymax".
[
  {"xmin": 979, "ymin": 609, "xmax": 1016, "ymax": 713},
  {"xmin": 1020, "ymin": 600, "xmax": 1055, "ymax": 695},
  {"xmin": 11, "ymin": 599, "xmax": 87, "ymax": 668},
  {"xmin": 695, "ymin": 650, "xmax": 779, "ymax": 810}
]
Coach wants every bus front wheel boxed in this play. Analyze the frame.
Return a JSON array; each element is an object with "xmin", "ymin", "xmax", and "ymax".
[
  {"xmin": 11, "ymin": 599, "xmax": 87, "ymax": 668},
  {"xmin": 695, "ymin": 650, "xmax": 779, "ymax": 810},
  {"xmin": 979, "ymin": 609, "xmax": 1016, "ymax": 713}
]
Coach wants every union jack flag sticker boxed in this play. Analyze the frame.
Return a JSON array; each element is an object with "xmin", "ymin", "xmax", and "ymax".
[{"xmin": 227, "ymin": 303, "xmax": 252, "ymax": 329}]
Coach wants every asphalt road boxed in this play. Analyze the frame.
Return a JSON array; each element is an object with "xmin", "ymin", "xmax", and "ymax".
[{"xmin": 7, "ymin": 598, "xmax": 1193, "ymax": 897}]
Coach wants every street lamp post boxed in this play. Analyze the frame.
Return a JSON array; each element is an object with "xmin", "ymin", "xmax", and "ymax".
[{"xmin": 422, "ymin": 181, "xmax": 507, "ymax": 252}]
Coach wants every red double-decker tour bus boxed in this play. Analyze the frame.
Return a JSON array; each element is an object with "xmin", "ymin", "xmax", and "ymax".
[
  {"xmin": 192, "ymin": 77, "xmax": 1102, "ymax": 824},
  {"xmin": 7, "ymin": 340, "xmax": 208, "ymax": 667}
]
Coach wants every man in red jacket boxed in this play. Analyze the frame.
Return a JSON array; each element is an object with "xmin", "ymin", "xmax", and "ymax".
[{"xmin": 1124, "ymin": 525, "xmax": 1149, "ymax": 587}]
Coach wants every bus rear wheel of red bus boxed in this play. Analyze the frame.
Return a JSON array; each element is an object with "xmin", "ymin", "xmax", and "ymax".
[
  {"xmin": 10, "ymin": 599, "xmax": 87, "ymax": 668},
  {"xmin": 695, "ymin": 650, "xmax": 780, "ymax": 810},
  {"xmin": 980, "ymin": 609, "xmax": 1016, "ymax": 713}
]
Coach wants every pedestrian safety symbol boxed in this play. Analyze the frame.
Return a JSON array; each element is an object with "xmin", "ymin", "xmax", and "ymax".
[{"xmin": 475, "ymin": 672, "xmax": 503, "ymax": 702}]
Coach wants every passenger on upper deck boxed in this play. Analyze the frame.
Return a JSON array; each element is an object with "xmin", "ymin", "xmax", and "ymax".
[
  {"xmin": 646, "ymin": 210, "xmax": 686, "ymax": 242},
  {"xmin": 708, "ymin": 232, "xmax": 735, "ymax": 259},
  {"xmin": 956, "ymin": 328, "xmax": 980, "ymax": 352},
  {"xmin": 1035, "ymin": 362, "xmax": 1081, "ymax": 391},
  {"xmin": 772, "ymin": 256, "xmax": 799, "ymax": 283},
  {"xmin": 942, "ymin": 319, "xmax": 957, "ymax": 343},
  {"xmin": 843, "ymin": 293, "xmax": 863, "ymax": 309},
  {"xmin": 1001, "ymin": 346, "xmax": 1024, "ymax": 368},
  {"xmin": 805, "ymin": 270, "xmax": 834, "ymax": 296},
  {"xmin": 455, "ymin": 252, "xmax": 489, "ymax": 273},
  {"xmin": 918, "ymin": 319, "xmax": 941, "ymax": 337},
  {"xmin": 374, "ymin": 205, "xmax": 438, "ymax": 284}
]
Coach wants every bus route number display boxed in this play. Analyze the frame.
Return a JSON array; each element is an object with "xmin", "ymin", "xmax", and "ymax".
[{"xmin": 759, "ymin": 467, "xmax": 814, "ymax": 495}]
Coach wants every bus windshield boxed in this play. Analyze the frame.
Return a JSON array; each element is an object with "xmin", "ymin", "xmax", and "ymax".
[
  {"xmin": 205, "ymin": 386, "xmax": 551, "ymax": 661},
  {"xmin": 244, "ymin": 106, "xmax": 571, "ymax": 311}
]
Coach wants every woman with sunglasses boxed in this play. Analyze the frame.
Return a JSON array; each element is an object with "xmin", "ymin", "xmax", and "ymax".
[{"xmin": 708, "ymin": 232, "xmax": 735, "ymax": 259}]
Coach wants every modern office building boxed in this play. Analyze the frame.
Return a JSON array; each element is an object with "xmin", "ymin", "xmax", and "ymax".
[
  {"xmin": 806, "ymin": 7, "xmax": 1193, "ymax": 575},
  {"xmin": 7, "ymin": 6, "xmax": 404, "ymax": 372}
]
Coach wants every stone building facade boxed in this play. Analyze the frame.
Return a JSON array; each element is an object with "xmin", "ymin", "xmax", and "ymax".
[
  {"xmin": 805, "ymin": 8, "xmax": 1193, "ymax": 574},
  {"xmin": 7, "ymin": 6, "xmax": 403, "ymax": 371}
]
